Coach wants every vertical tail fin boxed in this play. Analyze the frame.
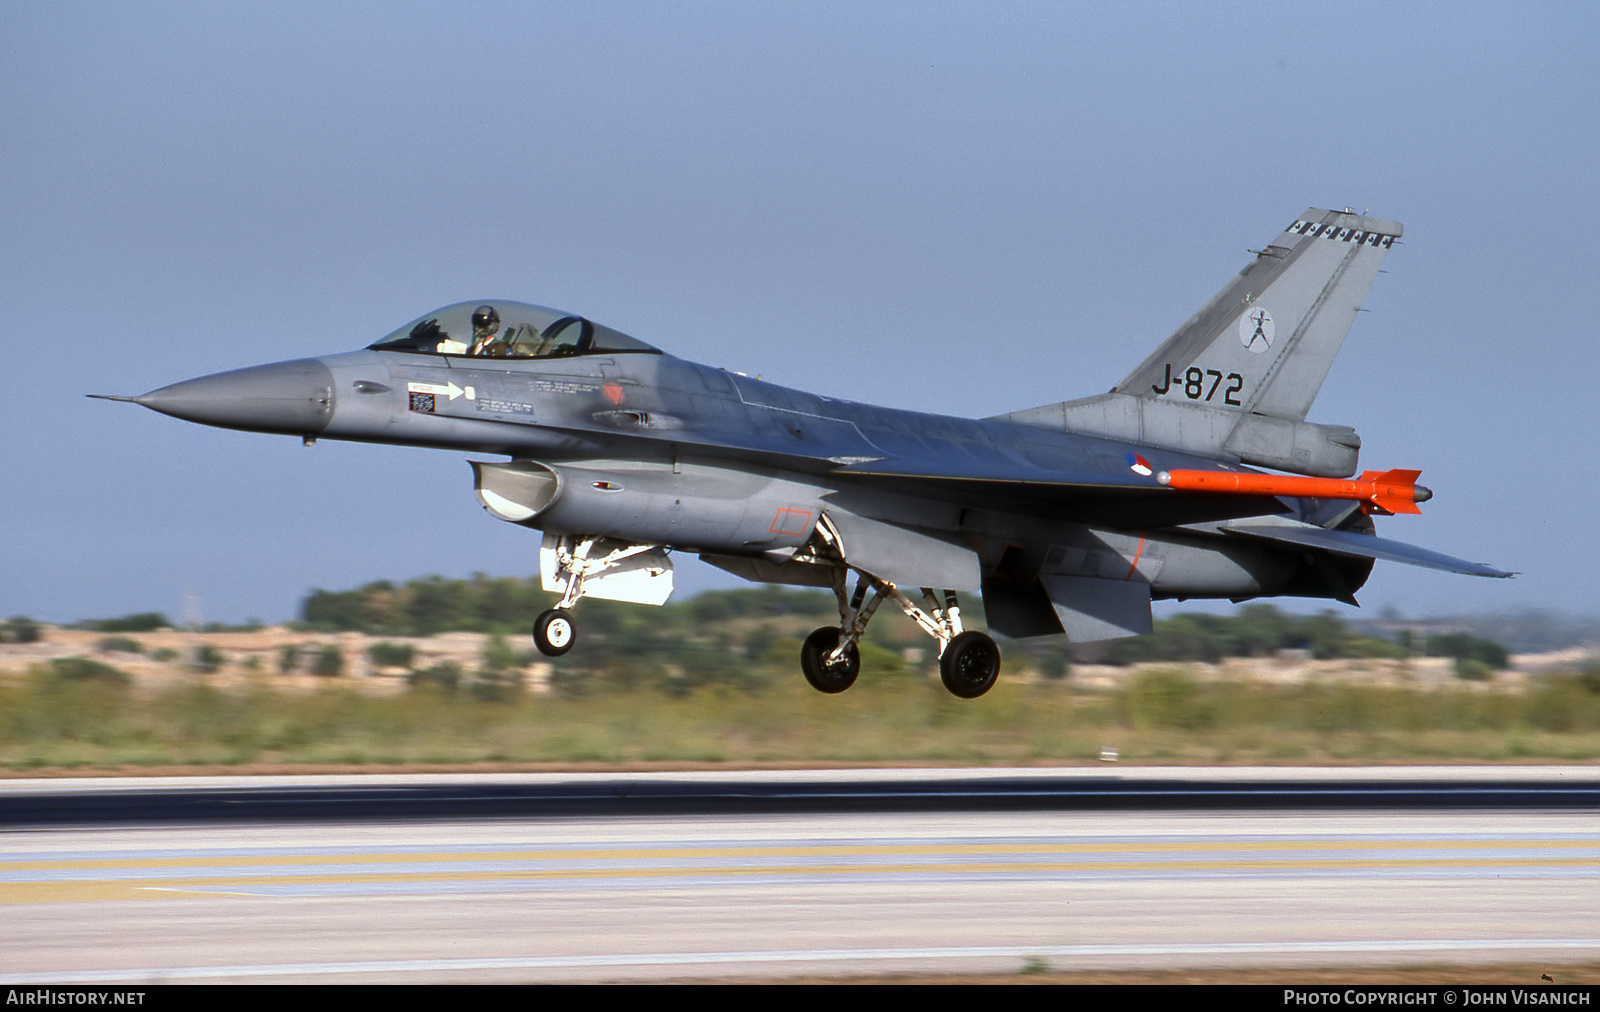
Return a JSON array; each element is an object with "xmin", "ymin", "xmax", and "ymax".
[
  {"xmin": 1116, "ymin": 208, "xmax": 1401, "ymax": 421},
  {"xmin": 991, "ymin": 209, "xmax": 1401, "ymax": 477}
]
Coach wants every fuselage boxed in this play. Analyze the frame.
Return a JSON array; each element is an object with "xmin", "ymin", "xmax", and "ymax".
[{"xmin": 132, "ymin": 314, "xmax": 1369, "ymax": 613}]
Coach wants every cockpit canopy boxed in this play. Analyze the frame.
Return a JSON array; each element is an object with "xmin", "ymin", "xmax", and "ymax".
[{"xmin": 368, "ymin": 301, "xmax": 659, "ymax": 360}]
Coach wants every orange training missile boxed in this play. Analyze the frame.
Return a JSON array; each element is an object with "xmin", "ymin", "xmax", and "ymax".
[{"xmin": 1156, "ymin": 467, "xmax": 1433, "ymax": 515}]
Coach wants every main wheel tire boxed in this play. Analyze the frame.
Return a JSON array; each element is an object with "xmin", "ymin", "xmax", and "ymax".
[
  {"xmin": 939, "ymin": 630, "xmax": 1001, "ymax": 698},
  {"xmin": 532, "ymin": 608, "xmax": 577, "ymax": 657},
  {"xmin": 800, "ymin": 626, "xmax": 860, "ymax": 693}
]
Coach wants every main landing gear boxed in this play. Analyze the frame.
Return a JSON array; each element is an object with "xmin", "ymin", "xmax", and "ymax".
[
  {"xmin": 802, "ymin": 568, "xmax": 1001, "ymax": 699},
  {"xmin": 800, "ymin": 627, "xmax": 859, "ymax": 693}
]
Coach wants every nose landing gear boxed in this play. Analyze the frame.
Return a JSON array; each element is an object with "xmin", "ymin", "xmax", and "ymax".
[
  {"xmin": 532, "ymin": 608, "xmax": 576, "ymax": 656},
  {"xmin": 530, "ymin": 535, "xmax": 670, "ymax": 657}
]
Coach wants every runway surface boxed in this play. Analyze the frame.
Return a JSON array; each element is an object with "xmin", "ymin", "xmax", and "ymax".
[
  {"xmin": 5, "ymin": 765, "xmax": 1598, "ymax": 824},
  {"xmin": 2, "ymin": 768, "xmax": 1596, "ymax": 983}
]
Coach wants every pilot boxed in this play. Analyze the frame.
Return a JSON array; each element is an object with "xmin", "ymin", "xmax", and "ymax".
[{"xmin": 467, "ymin": 305, "xmax": 505, "ymax": 356}]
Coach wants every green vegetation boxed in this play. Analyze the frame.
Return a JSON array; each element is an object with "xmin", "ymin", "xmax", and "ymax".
[
  {"xmin": 73, "ymin": 614, "xmax": 263, "ymax": 634},
  {"xmin": 5, "ymin": 583, "xmax": 1593, "ymax": 769},
  {"xmin": 1, "ymin": 617, "xmax": 41, "ymax": 644},
  {"xmin": 196, "ymin": 620, "xmax": 266, "ymax": 633},
  {"xmin": 191, "ymin": 644, "xmax": 224, "ymax": 674},
  {"xmin": 300, "ymin": 576, "xmax": 1544, "ymax": 676},
  {"xmin": 367, "ymin": 642, "xmax": 415, "ymax": 670},
  {"xmin": 408, "ymin": 661, "xmax": 463, "ymax": 694},
  {"xmin": 47, "ymin": 657, "xmax": 130, "ymax": 685},
  {"xmin": 1434, "ymin": 610, "xmax": 1600, "ymax": 654},
  {"xmin": 78, "ymin": 612, "xmax": 170, "ymax": 633},
  {"xmin": 301, "ymin": 575, "xmax": 553, "ymax": 636},
  {"xmin": 300, "ymin": 576, "xmax": 841, "ymax": 647},
  {"xmin": 2, "ymin": 660, "xmax": 1598, "ymax": 769},
  {"xmin": 1095, "ymin": 605, "xmax": 1409, "ymax": 664},
  {"xmin": 1424, "ymin": 632, "xmax": 1510, "ymax": 672},
  {"xmin": 310, "ymin": 645, "xmax": 344, "ymax": 677}
]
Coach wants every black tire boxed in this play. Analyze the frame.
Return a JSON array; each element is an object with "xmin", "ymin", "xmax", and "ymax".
[
  {"xmin": 532, "ymin": 608, "xmax": 577, "ymax": 657},
  {"xmin": 939, "ymin": 630, "xmax": 1001, "ymax": 698},
  {"xmin": 800, "ymin": 627, "xmax": 860, "ymax": 693}
]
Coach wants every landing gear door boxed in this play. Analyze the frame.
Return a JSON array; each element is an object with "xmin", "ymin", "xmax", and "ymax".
[{"xmin": 539, "ymin": 534, "xmax": 675, "ymax": 606}]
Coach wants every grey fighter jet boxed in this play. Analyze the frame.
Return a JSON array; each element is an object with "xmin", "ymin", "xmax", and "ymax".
[{"xmin": 97, "ymin": 208, "xmax": 1509, "ymax": 698}]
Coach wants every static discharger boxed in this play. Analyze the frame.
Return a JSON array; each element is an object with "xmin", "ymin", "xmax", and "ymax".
[{"xmin": 1156, "ymin": 467, "xmax": 1433, "ymax": 515}]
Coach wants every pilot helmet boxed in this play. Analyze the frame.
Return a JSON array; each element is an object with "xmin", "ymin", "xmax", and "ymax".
[{"xmin": 471, "ymin": 305, "xmax": 501, "ymax": 335}]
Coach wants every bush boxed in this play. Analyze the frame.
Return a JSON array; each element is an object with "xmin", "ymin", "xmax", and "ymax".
[
  {"xmin": 408, "ymin": 661, "xmax": 462, "ymax": 693},
  {"xmin": 311, "ymin": 645, "xmax": 344, "ymax": 677},
  {"xmin": 469, "ymin": 668, "xmax": 523, "ymax": 701},
  {"xmin": 468, "ymin": 634, "xmax": 527, "ymax": 700},
  {"xmin": 480, "ymin": 634, "xmax": 525, "ymax": 674},
  {"xmin": 84, "ymin": 613, "xmax": 169, "ymax": 633},
  {"xmin": 48, "ymin": 657, "xmax": 130, "ymax": 684},
  {"xmin": 96, "ymin": 636, "xmax": 143, "ymax": 654},
  {"xmin": 1033, "ymin": 649, "xmax": 1071, "ymax": 680},
  {"xmin": 1427, "ymin": 632, "xmax": 1510, "ymax": 670},
  {"xmin": 191, "ymin": 645, "xmax": 224, "ymax": 674},
  {"xmin": 1, "ymin": 617, "xmax": 42, "ymax": 644},
  {"xmin": 1578, "ymin": 662, "xmax": 1600, "ymax": 696},
  {"xmin": 368, "ymin": 642, "xmax": 415, "ymax": 669}
]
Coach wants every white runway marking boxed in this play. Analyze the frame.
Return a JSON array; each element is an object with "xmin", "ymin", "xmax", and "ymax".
[{"xmin": 9, "ymin": 938, "xmax": 1600, "ymax": 983}]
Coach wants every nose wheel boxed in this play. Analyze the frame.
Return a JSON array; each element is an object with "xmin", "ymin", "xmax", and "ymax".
[{"xmin": 532, "ymin": 608, "xmax": 576, "ymax": 656}]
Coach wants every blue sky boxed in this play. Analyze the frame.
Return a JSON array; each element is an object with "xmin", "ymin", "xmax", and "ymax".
[{"xmin": 3, "ymin": 2, "xmax": 1595, "ymax": 625}]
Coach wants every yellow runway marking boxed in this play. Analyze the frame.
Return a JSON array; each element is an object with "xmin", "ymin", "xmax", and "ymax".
[
  {"xmin": 6, "ymin": 836, "xmax": 1596, "ymax": 873},
  {"xmin": 4, "ymin": 850, "xmax": 1595, "ymax": 904}
]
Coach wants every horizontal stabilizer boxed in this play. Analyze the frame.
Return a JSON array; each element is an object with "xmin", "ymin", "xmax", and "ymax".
[{"xmin": 1225, "ymin": 524, "xmax": 1512, "ymax": 578}]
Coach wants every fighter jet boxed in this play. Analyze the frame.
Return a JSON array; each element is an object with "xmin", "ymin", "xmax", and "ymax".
[{"xmin": 96, "ymin": 208, "xmax": 1510, "ymax": 698}]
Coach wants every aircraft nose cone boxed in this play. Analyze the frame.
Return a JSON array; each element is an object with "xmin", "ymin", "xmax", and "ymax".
[{"xmin": 136, "ymin": 358, "xmax": 335, "ymax": 435}]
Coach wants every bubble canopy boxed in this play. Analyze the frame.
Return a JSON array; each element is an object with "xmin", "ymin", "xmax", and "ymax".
[{"xmin": 367, "ymin": 301, "xmax": 659, "ymax": 360}]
